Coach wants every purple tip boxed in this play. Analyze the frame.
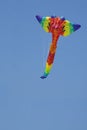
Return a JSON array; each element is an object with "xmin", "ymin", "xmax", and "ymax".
[
  {"xmin": 61, "ymin": 17, "xmax": 65, "ymax": 21},
  {"xmin": 40, "ymin": 75, "xmax": 47, "ymax": 79},
  {"xmin": 36, "ymin": 15, "xmax": 42, "ymax": 23},
  {"xmin": 40, "ymin": 73, "xmax": 48, "ymax": 79},
  {"xmin": 73, "ymin": 24, "xmax": 81, "ymax": 31},
  {"xmin": 51, "ymin": 15, "xmax": 56, "ymax": 18}
]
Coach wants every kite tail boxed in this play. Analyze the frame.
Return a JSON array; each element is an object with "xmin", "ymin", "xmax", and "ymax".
[{"xmin": 40, "ymin": 42, "xmax": 57, "ymax": 79}]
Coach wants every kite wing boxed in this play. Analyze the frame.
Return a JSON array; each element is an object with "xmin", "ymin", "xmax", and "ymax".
[
  {"xmin": 36, "ymin": 15, "xmax": 50, "ymax": 32},
  {"xmin": 61, "ymin": 20, "xmax": 81, "ymax": 36}
]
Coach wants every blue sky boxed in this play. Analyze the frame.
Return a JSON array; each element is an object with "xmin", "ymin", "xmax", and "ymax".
[{"xmin": 0, "ymin": 0, "xmax": 87, "ymax": 130}]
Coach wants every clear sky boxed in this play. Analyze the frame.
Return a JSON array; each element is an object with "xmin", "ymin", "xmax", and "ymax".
[{"xmin": 0, "ymin": 0, "xmax": 87, "ymax": 130}]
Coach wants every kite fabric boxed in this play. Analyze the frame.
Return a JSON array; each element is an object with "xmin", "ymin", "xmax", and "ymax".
[{"xmin": 36, "ymin": 15, "xmax": 81, "ymax": 79}]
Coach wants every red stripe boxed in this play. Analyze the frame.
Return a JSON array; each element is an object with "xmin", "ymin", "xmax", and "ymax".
[{"xmin": 47, "ymin": 51, "xmax": 55, "ymax": 65}]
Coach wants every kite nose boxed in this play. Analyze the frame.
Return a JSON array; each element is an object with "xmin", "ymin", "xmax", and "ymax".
[
  {"xmin": 73, "ymin": 24, "xmax": 81, "ymax": 31},
  {"xmin": 36, "ymin": 15, "xmax": 42, "ymax": 23}
]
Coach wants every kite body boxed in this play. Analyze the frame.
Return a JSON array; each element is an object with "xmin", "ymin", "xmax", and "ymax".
[{"xmin": 36, "ymin": 15, "xmax": 81, "ymax": 79}]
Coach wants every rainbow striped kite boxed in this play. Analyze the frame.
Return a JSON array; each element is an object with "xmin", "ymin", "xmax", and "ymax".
[{"xmin": 36, "ymin": 15, "xmax": 81, "ymax": 79}]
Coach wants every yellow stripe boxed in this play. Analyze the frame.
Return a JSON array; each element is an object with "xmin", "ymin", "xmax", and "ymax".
[{"xmin": 45, "ymin": 63, "xmax": 52, "ymax": 74}]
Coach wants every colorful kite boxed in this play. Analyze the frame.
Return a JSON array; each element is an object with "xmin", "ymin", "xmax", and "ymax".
[{"xmin": 36, "ymin": 15, "xmax": 81, "ymax": 79}]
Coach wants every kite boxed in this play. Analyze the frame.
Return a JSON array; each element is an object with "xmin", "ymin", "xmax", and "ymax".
[{"xmin": 36, "ymin": 15, "xmax": 81, "ymax": 79}]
